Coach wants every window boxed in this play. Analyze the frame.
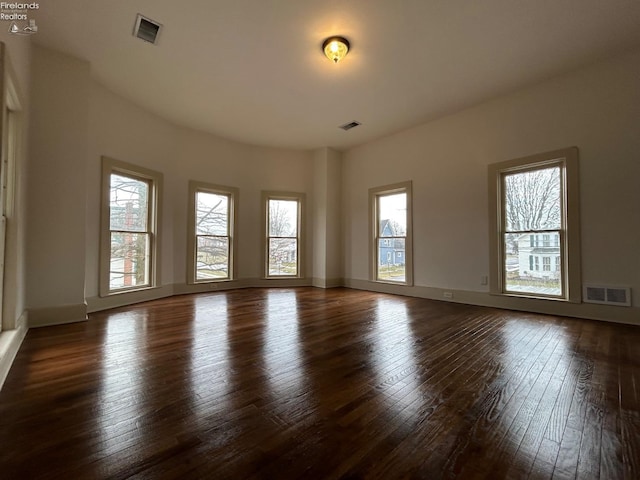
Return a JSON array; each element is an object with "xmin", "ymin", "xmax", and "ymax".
[
  {"xmin": 0, "ymin": 47, "xmax": 22, "ymax": 333},
  {"xmin": 263, "ymin": 191, "xmax": 305, "ymax": 278},
  {"xmin": 489, "ymin": 147, "xmax": 581, "ymax": 301},
  {"xmin": 370, "ymin": 181, "xmax": 413, "ymax": 285},
  {"xmin": 100, "ymin": 157, "xmax": 162, "ymax": 296},
  {"xmin": 188, "ymin": 181, "xmax": 238, "ymax": 283}
]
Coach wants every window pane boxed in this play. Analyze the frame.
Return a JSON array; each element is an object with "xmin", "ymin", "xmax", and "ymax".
[
  {"xmin": 196, "ymin": 236, "xmax": 229, "ymax": 280},
  {"xmin": 504, "ymin": 166, "xmax": 560, "ymax": 232},
  {"xmin": 268, "ymin": 199, "xmax": 297, "ymax": 236},
  {"xmin": 196, "ymin": 192, "xmax": 228, "ymax": 236},
  {"xmin": 109, "ymin": 232, "xmax": 149, "ymax": 289},
  {"xmin": 504, "ymin": 232, "xmax": 561, "ymax": 296},
  {"xmin": 378, "ymin": 193, "xmax": 406, "ymax": 237},
  {"xmin": 377, "ymin": 238, "xmax": 406, "ymax": 282},
  {"xmin": 110, "ymin": 174, "xmax": 149, "ymax": 232},
  {"xmin": 268, "ymin": 238, "xmax": 297, "ymax": 275}
]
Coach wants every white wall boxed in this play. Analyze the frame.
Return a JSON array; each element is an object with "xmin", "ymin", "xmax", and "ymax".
[
  {"xmin": 312, "ymin": 147, "xmax": 342, "ymax": 287},
  {"xmin": 343, "ymin": 49, "xmax": 640, "ymax": 324},
  {"xmin": 85, "ymin": 80, "xmax": 179, "ymax": 299},
  {"xmin": 27, "ymin": 45, "xmax": 88, "ymax": 325},
  {"xmin": 22, "ymin": 46, "xmax": 314, "ymax": 313},
  {"xmin": 26, "ymin": 45, "xmax": 640, "ymax": 325},
  {"xmin": 170, "ymin": 128, "xmax": 313, "ymax": 285},
  {"xmin": 85, "ymin": 80, "xmax": 314, "ymax": 309}
]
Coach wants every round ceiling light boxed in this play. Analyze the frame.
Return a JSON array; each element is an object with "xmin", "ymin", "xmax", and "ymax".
[{"xmin": 322, "ymin": 36, "xmax": 350, "ymax": 63}]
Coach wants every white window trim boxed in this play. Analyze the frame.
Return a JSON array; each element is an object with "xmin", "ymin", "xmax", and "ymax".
[
  {"xmin": 187, "ymin": 181, "xmax": 238, "ymax": 284},
  {"xmin": 99, "ymin": 157, "xmax": 163, "ymax": 297},
  {"xmin": 369, "ymin": 181, "xmax": 413, "ymax": 286},
  {"xmin": 0, "ymin": 42, "xmax": 23, "ymax": 333},
  {"xmin": 488, "ymin": 147, "xmax": 581, "ymax": 302},
  {"xmin": 262, "ymin": 191, "xmax": 305, "ymax": 279}
]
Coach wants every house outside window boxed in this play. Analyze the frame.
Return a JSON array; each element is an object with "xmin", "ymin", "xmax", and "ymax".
[
  {"xmin": 100, "ymin": 157, "xmax": 162, "ymax": 296},
  {"xmin": 488, "ymin": 147, "xmax": 581, "ymax": 301},
  {"xmin": 369, "ymin": 181, "xmax": 413, "ymax": 285}
]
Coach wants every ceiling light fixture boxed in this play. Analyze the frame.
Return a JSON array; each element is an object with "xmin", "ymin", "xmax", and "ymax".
[{"xmin": 322, "ymin": 36, "xmax": 350, "ymax": 63}]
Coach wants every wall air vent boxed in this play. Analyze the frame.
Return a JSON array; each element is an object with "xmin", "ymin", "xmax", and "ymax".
[
  {"xmin": 134, "ymin": 14, "xmax": 162, "ymax": 45},
  {"xmin": 583, "ymin": 285, "xmax": 631, "ymax": 307},
  {"xmin": 339, "ymin": 121, "xmax": 361, "ymax": 131}
]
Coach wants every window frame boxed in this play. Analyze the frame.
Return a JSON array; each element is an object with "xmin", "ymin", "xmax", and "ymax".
[
  {"xmin": 100, "ymin": 157, "xmax": 163, "ymax": 297},
  {"xmin": 369, "ymin": 181, "xmax": 413, "ymax": 286},
  {"xmin": 0, "ymin": 43, "xmax": 23, "ymax": 333},
  {"xmin": 488, "ymin": 147, "xmax": 581, "ymax": 302},
  {"xmin": 187, "ymin": 181, "xmax": 238, "ymax": 284},
  {"xmin": 262, "ymin": 191, "xmax": 305, "ymax": 279}
]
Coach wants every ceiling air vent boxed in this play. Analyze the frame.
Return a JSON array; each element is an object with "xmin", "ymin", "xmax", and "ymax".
[
  {"xmin": 339, "ymin": 121, "xmax": 361, "ymax": 131},
  {"xmin": 584, "ymin": 285, "xmax": 631, "ymax": 307},
  {"xmin": 134, "ymin": 14, "xmax": 162, "ymax": 45}
]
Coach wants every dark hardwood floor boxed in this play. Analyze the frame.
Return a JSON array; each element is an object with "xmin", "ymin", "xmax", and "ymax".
[{"xmin": 1, "ymin": 287, "xmax": 638, "ymax": 479}]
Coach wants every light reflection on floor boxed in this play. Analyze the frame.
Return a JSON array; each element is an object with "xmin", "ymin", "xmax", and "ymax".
[
  {"xmin": 491, "ymin": 320, "xmax": 574, "ymax": 466},
  {"xmin": 189, "ymin": 294, "xmax": 230, "ymax": 420},
  {"xmin": 264, "ymin": 291, "xmax": 307, "ymax": 407},
  {"xmin": 373, "ymin": 297, "xmax": 422, "ymax": 421},
  {"xmin": 97, "ymin": 310, "xmax": 148, "ymax": 456}
]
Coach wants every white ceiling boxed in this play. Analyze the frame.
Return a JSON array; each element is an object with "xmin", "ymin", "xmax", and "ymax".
[{"xmin": 32, "ymin": 0, "xmax": 640, "ymax": 151}]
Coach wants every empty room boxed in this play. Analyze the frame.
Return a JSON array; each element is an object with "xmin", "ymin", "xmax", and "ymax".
[{"xmin": 0, "ymin": 1, "xmax": 639, "ymax": 478}]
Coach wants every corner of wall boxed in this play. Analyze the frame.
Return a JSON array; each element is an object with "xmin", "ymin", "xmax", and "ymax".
[{"xmin": 28, "ymin": 304, "xmax": 87, "ymax": 328}]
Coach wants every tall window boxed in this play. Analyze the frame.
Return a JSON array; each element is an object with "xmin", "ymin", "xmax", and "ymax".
[
  {"xmin": 489, "ymin": 147, "xmax": 580, "ymax": 301},
  {"xmin": 0, "ymin": 47, "xmax": 22, "ymax": 333},
  {"xmin": 100, "ymin": 157, "xmax": 162, "ymax": 296},
  {"xmin": 188, "ymin": 181, "xmax": 237, "ymax": 283},
  {"xmin": 263, "ymin": 192, "xmax": 304, "ymax": 278},
  {"xmin": 370, "ymin": 181, "xmax": 413, "ymax": 285}
]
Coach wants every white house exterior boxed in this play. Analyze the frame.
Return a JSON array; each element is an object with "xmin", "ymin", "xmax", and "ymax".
[{"xmin": 517, "ymin": 234, "xmax": 561, "ymax": 280}]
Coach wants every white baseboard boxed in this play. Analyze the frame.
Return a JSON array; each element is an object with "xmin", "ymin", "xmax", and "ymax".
[
  {"xmin": 344, "ymin": 278, "xmax": 640, "ymax": 326},
  {"xmin": 87, "ymin": 277, "xmax": 638, "ymax": 325},
  {"xmin": 173, "ymin": 279, "xmax": 246, "ymax": 296},
  {"xmin": 28, "ymin": 303, "xmax": 88, "ymax": 328},
  {"xmin": 240, "ymin": 277, "xmax": 313, "ymax": 288},
  {"xmin": 86, "ymin": 285, "xmax": 174, "ymax": 313},
  {"xmin": 312, "ymin": 277, "xmax": 344, "ymax": 288},
  {"xmin": 0, "ymin": 310, "xmax": 28, "ymax": 390}
]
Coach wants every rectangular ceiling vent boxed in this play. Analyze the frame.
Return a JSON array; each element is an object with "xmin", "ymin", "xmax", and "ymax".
[
  {"xmin": 339, "ymin": 121, "xmax": 361, "ymax": 131},
  {"xmin": 134, "ymin": 14, "xmax": 162, "ymax": 45},
  {"xmin": 583, "ymin": 285, "xmax": 631, "ymax": 307}
]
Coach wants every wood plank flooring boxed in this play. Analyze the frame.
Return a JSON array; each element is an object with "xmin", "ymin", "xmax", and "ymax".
[{"xmin": 0, "ymin": 287, "xmax": 638, "ymax": 479}]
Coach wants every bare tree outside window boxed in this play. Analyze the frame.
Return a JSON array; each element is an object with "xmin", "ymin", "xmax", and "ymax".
[
  {"xmin": 109, "ymin": 174, "xmax": 150, "ymax": 290},
  {"xmin": 503, "ymin": 166, "xmax": 562, "ymax": 296},
  {"xmin": 268, "ymin": 199, "xmax": 298, "ymax": 276},
  {"xmin": 195, "ymin": 192, "xmax": 230, "ymax": 280}
]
